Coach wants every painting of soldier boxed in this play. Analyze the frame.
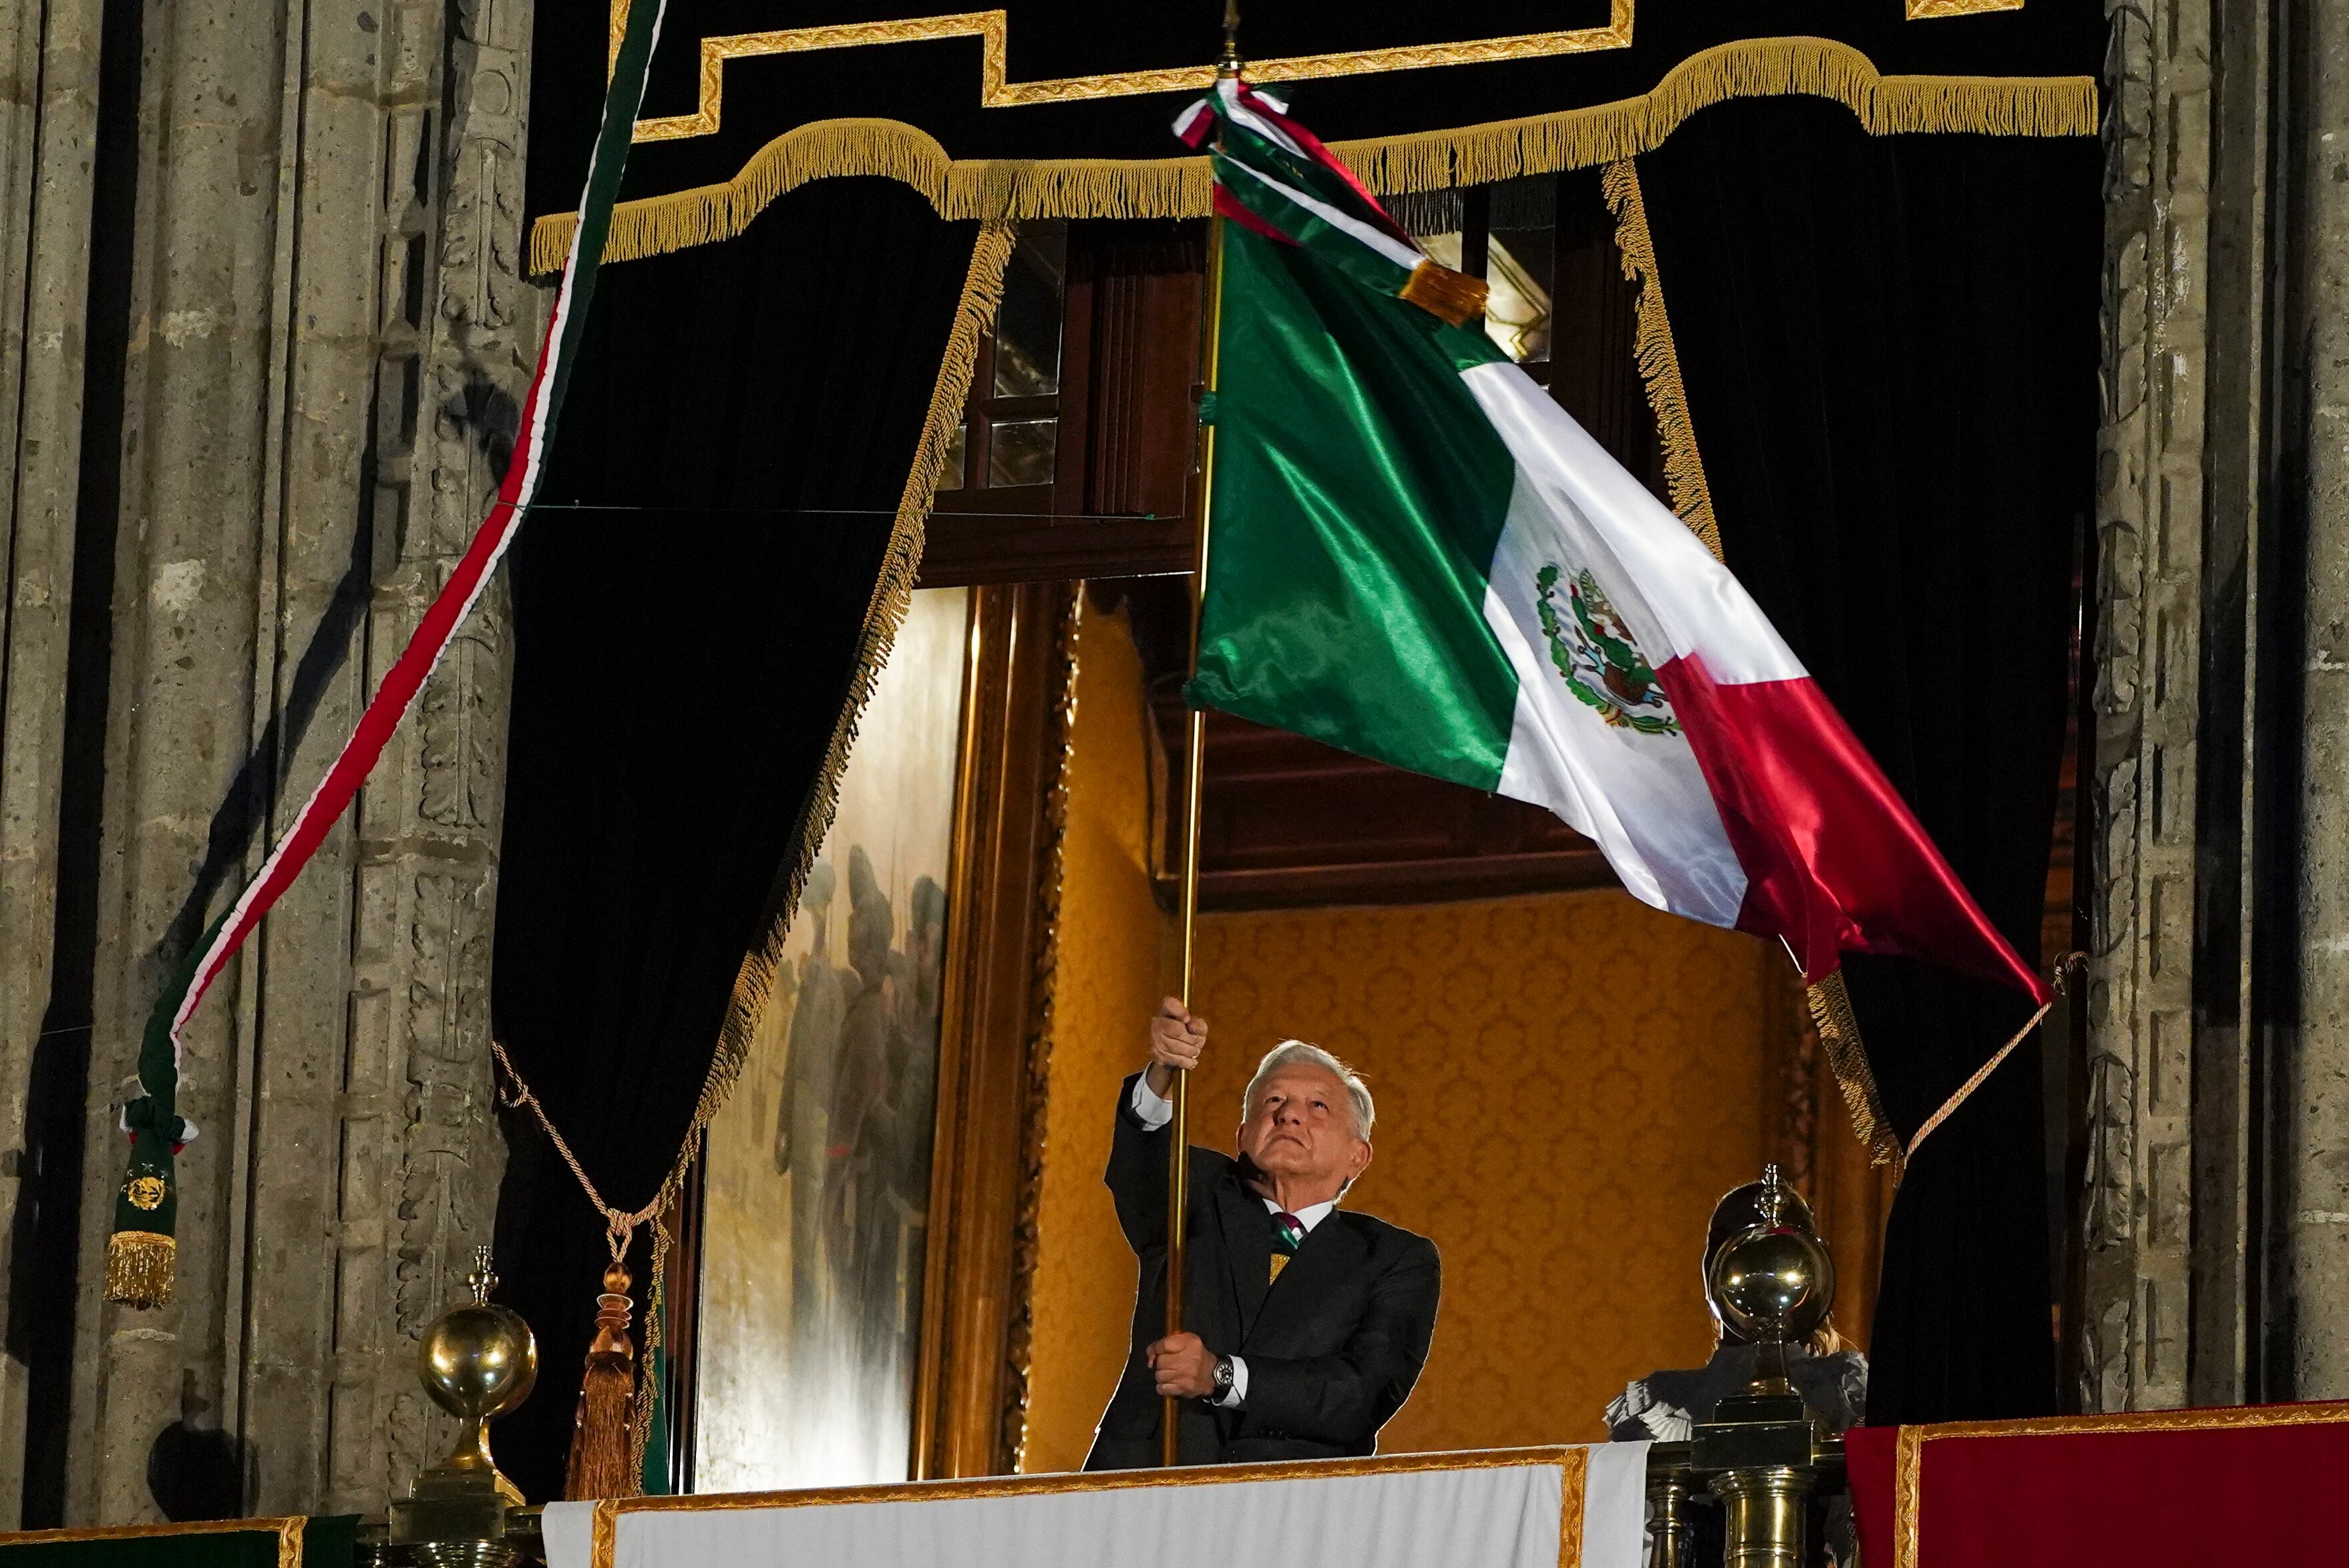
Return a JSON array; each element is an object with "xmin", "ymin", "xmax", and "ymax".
[{"xmin": 696, "ymin": 588, "xmax": 967, "ymax": 1490}]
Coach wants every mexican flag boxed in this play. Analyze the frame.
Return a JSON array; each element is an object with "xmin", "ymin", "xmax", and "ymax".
[{"xmin": 1180, "ymin": 79, "xmax": 2045, "ymax": 1004}]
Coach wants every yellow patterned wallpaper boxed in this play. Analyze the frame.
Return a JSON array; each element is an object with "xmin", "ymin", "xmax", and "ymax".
[
  {"xmin": 1020, "ymin": 606, "xmax": 1786, "ymax": 1468},
  {"xmin": 1023, "ymin": 602, "xmax": 1178, "ymax": 1474}
]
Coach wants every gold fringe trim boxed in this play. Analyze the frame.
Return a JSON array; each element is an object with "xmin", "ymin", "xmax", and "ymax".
[
  {"xmin": 1599, "ymin": 158, "xmax": 1720, "ymax": 559},
  {"xmin": 530, "ymin": 122, "xmax": 1203, "ymax": 273},
  {"xmin": 528, "ymin": 39, "xmax": 2098, "ymax": 272},
  {"xmin": 1806, "ymin": 972, "xmax": 1906, "ymax": 1183},
  {"xmin": 104, "ymin": 1229, "xmax": 176, "ymax": 1308}
]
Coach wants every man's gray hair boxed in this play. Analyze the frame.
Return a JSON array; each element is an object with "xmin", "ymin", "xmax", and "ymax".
[{"xmin": 1244, "ymin": 1040, "xmax": 1375, "ymax": 1140}]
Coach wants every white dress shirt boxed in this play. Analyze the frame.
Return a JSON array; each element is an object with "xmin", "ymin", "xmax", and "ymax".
[{"xmin": 1129, "ymin": 1075, "xmax": 1335, "ymax": 1408}]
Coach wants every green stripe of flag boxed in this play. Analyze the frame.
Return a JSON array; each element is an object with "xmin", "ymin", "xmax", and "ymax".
[
  {"xmin": 1219, "ymin": 120, "xmax": 1387, "ymax": 234},
  {"xmin": 1212, "ymin": 149, "xmax": 1417, "ymax": 301},
  {"xmin": 1191, "ymin": 224, "xmax": 1519, "ymax": 789}
]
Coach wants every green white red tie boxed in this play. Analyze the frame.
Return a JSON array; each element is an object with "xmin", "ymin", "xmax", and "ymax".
[{"xmin": 1271, "ymin": 1211, "xmax": 1303, "ymax": 1281}]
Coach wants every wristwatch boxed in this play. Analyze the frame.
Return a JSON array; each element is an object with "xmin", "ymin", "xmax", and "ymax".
[{"xmin": 1204, "ymin": 1354, "xmax": 1235, "ymax": 1404}]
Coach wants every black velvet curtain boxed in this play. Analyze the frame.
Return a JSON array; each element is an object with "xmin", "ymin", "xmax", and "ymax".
[
  {"xmin": 489, "ymin": 178, "xmax": 980, "ymax": 1503},
  {"xmin": 1636, "ymin": 100, "xmax": 2100, "ymax": 1424}
]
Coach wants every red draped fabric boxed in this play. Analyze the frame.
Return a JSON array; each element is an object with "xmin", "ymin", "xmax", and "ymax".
[{"xmin": 1847, "ymin": 1403, "xmax": 2349, "ymax": 1567}]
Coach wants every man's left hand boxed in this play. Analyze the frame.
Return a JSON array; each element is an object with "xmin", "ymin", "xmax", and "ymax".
[{"xmin": 1147, "ymin": 1332, "xmax": 1219, "ymax": 1399}]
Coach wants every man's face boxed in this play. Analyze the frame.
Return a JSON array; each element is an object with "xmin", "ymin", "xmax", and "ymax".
[{"xmin": 1238, "ymin": 1064, "xmax": 1371, "ymax": 1191}]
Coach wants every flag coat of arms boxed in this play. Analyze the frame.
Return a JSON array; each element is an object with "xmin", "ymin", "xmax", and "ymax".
[{"xmin": 1181, "ymin": 79, "xmax": 2044, "ymax": 1006}]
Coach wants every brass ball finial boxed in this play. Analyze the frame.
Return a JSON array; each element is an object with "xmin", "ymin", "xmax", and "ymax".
[
  {"xmin": 413, "ymin": 1245, "xmax": 538, "ymax": 1508},
  {"xmin": 1706, "ymin": 1163, "xmax": 1836, "ymax": 1393}
]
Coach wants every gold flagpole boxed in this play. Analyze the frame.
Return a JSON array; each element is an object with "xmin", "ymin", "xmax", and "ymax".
[{"xmin": 1164, "ymin": 0, "xmax": 1238, "ymax": 1472}]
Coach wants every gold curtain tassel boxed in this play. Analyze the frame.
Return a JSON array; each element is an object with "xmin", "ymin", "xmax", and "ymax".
[
  {"xmin": 104, "ymin": 1230, "xmax": 176, "ymax": 1309},
  {"xmin": 1398, "ymin": 261, "xmax": 1489, "ymax": 327},
  {"xmin": 563, "ymin": 1260, "xmax": 642, "ymax": 1501}
]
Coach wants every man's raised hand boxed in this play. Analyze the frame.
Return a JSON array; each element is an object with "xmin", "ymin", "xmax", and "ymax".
[{"xmin": 1145, "ymin": 996, "xmax": 1207, "ymax": 1096}]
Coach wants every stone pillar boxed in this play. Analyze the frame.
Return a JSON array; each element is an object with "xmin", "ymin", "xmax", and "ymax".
[
  {"xmin": 0, "ymin": 0, "xmax": 106, "ymax": 1528},
  {"xmin": 320, "ymin": 0, "xmax": 534, "ymax": 1514},
  {"xmin": 58, "ymin": 0, "xmax": 530, "ymax": 1523},
  {"xmin": 2083, "ymin": 0, "xmax": 2212, "ymax": 1416},
  {"xmin": 2281, "ymin": 0, "xmax": 2349, "ymax": 1398},
  {"xmin": 2087, "ymin": 0, "xmax": 2349, "ymax": 1411}
]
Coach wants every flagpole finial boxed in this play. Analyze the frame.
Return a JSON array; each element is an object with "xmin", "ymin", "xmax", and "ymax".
[{"xmin": 1219, "ymin": 0, "xmax": 1242, "ymax": 76}]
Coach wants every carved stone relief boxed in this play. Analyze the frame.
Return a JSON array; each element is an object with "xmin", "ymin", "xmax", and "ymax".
[
  {"xmin": 2083, "ymin": 0, "xmax": 2203, "ymax": 1414},
  {"xmin": 324, "ymin": 0, "xmax": 536, "ymax": 1511}
]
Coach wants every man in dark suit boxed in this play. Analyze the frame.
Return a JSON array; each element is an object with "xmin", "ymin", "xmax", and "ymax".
[{"xmin": 1083, "ymin": 998, "xmax": 1441, "ymax": 1469}]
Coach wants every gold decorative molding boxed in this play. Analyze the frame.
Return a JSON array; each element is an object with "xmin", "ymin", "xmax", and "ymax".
[
  {"xmin": 1891, "ymin": 1402, "xmax": 2349, "ymax": 1568},
  {"xmin": 592, "ymin": 1446, "xmax": 1593, "ymax": 1568},
  {"xmin": 1001, "ymin": 586, "xmax": 1081, "ymax": 1471},
  {"xmin": 530, "ymin": 38, "xmax": 2099, "ymax": 272},
  {"xmin": 1907, "ymin": 0, "xmax": 2027, "ymax": 16},
  {"xmin": 626, "ymin": 5, "xmax": 1634, "ymax": 142},
  {"xmin": 0, "ymin": 1517, "xmax": 305, "ymax": 1568}
]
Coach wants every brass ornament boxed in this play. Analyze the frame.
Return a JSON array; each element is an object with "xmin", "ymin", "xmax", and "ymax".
[
  {"xmin": 1706, "ymin": 1163, "xmax": 1837, "ymax": 1364},
  {"xmin": 417, "ymin": 1249, "xmax": 538, "ymax": 1499},
  {"xmin": 389, "ymin": 1247, "xmax": 539, "ymax": 1563},
  {"xmin": 1686, "ymin": 1165, "xmax": 1844, "ymax": 1568}
]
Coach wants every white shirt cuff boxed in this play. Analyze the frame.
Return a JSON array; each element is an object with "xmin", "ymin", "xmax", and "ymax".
[
  {"xmin": 1130, "ymin": 1074, "xmax": 1173, "ymax": 1129},
  {"xmin": 1217, "ymin": 1356, "xmax": 1248, "ymax": 1408}
]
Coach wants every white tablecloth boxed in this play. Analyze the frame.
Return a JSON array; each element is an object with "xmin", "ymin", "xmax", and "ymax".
[{"xmin": 544, "ymin": 1444, "xmax": 1650, "ymax": 1568}]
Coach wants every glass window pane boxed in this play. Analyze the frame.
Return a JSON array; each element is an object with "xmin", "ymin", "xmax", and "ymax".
[
  {"xmin": 1419, "ymin": 231, "xmax": 1465, "ymax": 271},
  {"xmin": 992, "ymin": 223, "xmax": 1067, "ymax": 398},
  {"xmin": 1407, "ymin": 220, "xmax": 1556, "ymax": 365},
  {"xmin": 940, "ymin": 422, "xmax": 966, "ymax": 489},
  {"xmin": 1486, "ymin": 232, "xmax": 1554, "ymax": 364},
  {"xmin": 988, "ymin": 417, "xmax": 1057, "ymax": 488}
]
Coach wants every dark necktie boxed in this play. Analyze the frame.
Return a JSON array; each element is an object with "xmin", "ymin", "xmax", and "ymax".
[{"xmin": 1270, "ymin": 1211, "xmax": 1304, "ymax": 1282}]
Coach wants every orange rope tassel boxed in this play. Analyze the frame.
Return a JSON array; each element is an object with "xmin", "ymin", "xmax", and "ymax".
[{"xmin": 563, "ymin": 1259, "xmax": 641, "ymax": 1501}]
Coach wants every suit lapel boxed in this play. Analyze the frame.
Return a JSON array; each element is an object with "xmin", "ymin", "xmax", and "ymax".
[
  {"xmin": 1247, "ymin": 1210, "xmax": 1371, "ymax": 1348},
  {"xmin": 1214, "ymin": 1176, "xmax": 1271, "ymax": 1336}
]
